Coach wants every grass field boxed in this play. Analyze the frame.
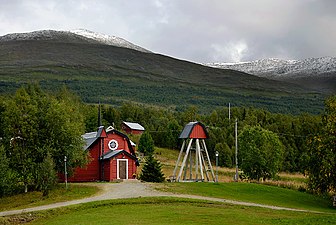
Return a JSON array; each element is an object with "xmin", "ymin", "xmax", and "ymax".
[
  {"xmin": 0, "ymin": 184, "xmax": 99, "ymax": 211},
  {"xmin": 2, "ymin": 147, "xmax": 335, "ymax": 224},
  {"xmin": 155, "ymin": 182, "xmax": 335, "ymax": 213},
  {"xmin": 154, "ymin": 147, "xmax": 308, "ymax": 188},
  {"xmin": 3, "ymin": 198, "xmax": 336, "ymax": 225}
]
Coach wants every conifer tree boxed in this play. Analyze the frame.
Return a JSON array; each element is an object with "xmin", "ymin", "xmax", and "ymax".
[
  {"xmin": 138, "ymin": 132, "xmax": 165, "ymax": 182},
  {"xmin": 138, "ymin": 131, "xmax": 154, "ymax": 155},
  {"xmin": 139, "ymin": 154, "xmax": 165, "ymax": 183}
]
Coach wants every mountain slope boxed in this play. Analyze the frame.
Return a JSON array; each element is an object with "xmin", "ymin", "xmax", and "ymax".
[
  {"xmin": 69, "ymin": 29, "xmax": 151, "ymax": 53},
  {"xmin": 0, "ymin": 29, "xmax": 150, "ymax": 53},
  {"xmin": 0, "ymin": 30, "xmax": 325, "ymax": 114},
  {"xmin": 206, "ymin": 57, "xmax": 336, "ymax": 93}
]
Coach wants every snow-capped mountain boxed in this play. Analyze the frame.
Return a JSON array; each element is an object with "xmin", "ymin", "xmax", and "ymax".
[
  {"xmin": 0, "ymin": 29, "xmax": 151, "ymax": 53},
  {"xmin": 69, "ymin": 29, "xmax": 151, "ymax": 53},
  {"xmin": 206, "ymin": 57, "xmax": 336, "ymax": 80},
  {"xmin": 0, "ymin": 30, "xmax": 79, "ymax": 41}
]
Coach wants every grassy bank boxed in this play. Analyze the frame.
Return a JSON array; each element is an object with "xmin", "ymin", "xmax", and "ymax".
[
  {"xmin": 0, "ymin": 184, "xmax": 99, "ymax": 211},
  {"xmin": 3, "ymin": 197, "xmax": 335, "ymax": 225},
  {"xmin": 155, "ymin": 182, "xmax": 335, "ymax": 213}
]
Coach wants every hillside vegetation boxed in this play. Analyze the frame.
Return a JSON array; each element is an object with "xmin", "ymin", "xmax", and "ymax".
[{"xmin": 0, "ymin": 36, "xmax": 324, "ymax": 114}]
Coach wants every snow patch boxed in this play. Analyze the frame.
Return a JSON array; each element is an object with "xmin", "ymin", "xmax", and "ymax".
[
  {"xmin": 69, "ymin": 29, "xmax": 151, "ymax": 53},
  {"xmin": 0, "ymin": 29, "xmax": 151, "ymax": 53},
  {"xmin": 205, "ymin": 57, "xmax": 336, "ymax": 79}
]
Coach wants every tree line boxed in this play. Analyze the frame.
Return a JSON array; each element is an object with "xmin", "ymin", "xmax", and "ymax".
[
  {"xmin": 90, "ymin": 95, "xmax": 335, "ymax": 193},
  {"xmin": 89, "ymin": 102, "xmax": 321, "ymax": 173}
]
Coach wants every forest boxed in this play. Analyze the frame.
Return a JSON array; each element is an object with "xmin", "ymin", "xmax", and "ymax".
[
  {"xmin": 91, "ymin": 101, "xmax": 321, "ymax": 173},
  {"xmin": 0, "ymin": 84, "xmax": 334, "ymax": 197}
]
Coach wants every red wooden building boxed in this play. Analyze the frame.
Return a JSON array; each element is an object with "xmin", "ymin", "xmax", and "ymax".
[
  {"xmin": 173, "ymin": 121, "xmax": 215, "ymax": 182},
  {"xmin": 121, "ymin": 121, "xmax": 145, "ymax": 135},
  {"xmin": 178, "ymin": 121, "xmax": 209, "ymax": 139},
  {"xmin": 66, "ymin": 126, "xmax": 139, "ymax": 182}
]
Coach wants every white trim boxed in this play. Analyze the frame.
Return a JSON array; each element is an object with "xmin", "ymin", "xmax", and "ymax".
[
  {"xmin": 117, "ymin": 159, "xmax": 128, "ymax": 179},
  {"xmin": 108, "ymin": 139, "xmax": 118, "ymax": 150}
]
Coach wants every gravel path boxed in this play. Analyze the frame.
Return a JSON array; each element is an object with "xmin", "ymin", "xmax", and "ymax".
[{"xmin": 0, "ymin": 181, "xmax": 324, "ymax": 217}]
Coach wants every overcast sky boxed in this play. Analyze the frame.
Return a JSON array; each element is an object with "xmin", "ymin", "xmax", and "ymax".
[{"xmin": 0, "ymin": 0, "xmax": 335, "ymax": 63}]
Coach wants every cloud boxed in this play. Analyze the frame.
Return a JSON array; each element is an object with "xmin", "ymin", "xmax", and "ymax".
[
  {"xmin": 211, "ymin": 41, "xmax": 248, "ymax": 62},
  {"xmin": 0, "ymin": 0, "xmax": 335, "ymax": 63}
]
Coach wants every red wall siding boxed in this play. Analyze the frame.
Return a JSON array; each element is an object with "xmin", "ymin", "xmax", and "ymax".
[
  {"xmin": 130, "ymin": 130, "xmax": 143, "ymax": 135},
  {"xmin": 111, "ymin": 154, "xmax": 137, "ymax": 179},
  {"xmin": 103, "ymin": 161, "xmax": 110, "ymax": 181},
  {"xmin": 103, "ymin": 132, "xmax": 131, "ymax": 154},
  {"xmin": 189, "ymin": 124, "xmax": 207, "ymax": 139},
  {"xmin": 62, "ymin": 131, "xmax": 138, "ymax": 182},
  {"xmin": 121, "ymin": 125, "xmax": 132, "ymax": 134},
  {"xmin": 121, "ymin": 124, "xmax": 143, "ymax": 135},
  {"xmin": 110, "ymin": 159, "xmax": 117, "ymax": 180},
  {"xmin": 68, "ymin": 140, "xmax": 101, "ymax": 182}
]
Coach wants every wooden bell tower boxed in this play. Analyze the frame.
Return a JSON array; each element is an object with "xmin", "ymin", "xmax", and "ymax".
[{"xmin": 172, "ymin": 122, "xmax": 215, "ymax": 182}]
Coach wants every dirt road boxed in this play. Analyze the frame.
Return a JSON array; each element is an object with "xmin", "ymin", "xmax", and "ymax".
[{"xmin": 0, "ymin": 180, "xmax": 323, "ymax": 217}]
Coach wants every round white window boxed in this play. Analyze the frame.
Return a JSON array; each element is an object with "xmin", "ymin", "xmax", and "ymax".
[{"xmin": 108, "ymin": 139, "xmax": 118, "ymax": 150}]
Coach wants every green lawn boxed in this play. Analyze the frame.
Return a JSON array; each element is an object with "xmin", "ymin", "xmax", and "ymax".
[
  {"xmin": 7, "ymin": 198, "xmax": 336, "ymax": 225},
  {"xmin": 156, "ymin": 182, "xmax": 336, "ymax": 213},
  {"xmin": 0, "ymin": 184, "xmax": 99, "ymax": 211}
]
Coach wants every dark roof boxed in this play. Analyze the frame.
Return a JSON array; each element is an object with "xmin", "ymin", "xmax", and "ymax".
[
  {"xmin": 82, "ymin": 131, "xmax": 98, "ymax": 150},
  {"xmin": 82, "ymin": 126, "xmax": 107, "ymax": 150},
  {"xmin": 96, "ymin": 126, "xmax": 107, "ymax": 138},
  {"xmin": 179, "ymin": 121, "xmax": 209, "ymax": 139},
  {"xmin": 101, "ymin": 149, "xmax": 137, "ymax": 160}
]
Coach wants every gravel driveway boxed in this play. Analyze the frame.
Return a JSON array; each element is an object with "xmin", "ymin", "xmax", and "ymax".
[{"xmin": 0, "ymin": 180, "xmax": 323, "ymax": 217}]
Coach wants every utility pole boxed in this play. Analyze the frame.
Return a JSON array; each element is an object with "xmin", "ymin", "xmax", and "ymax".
[
  {"xmin": 234, "ymin": 119, "xmax": 238, "ymax": 182},
  {"xmin": 98, "ymin": 101, "xmax": 102, "ymax": 127},
  {"xmin": 228, "ymin": 103, "xmax": 231, "ymax": 121},
  {"xmin": 215, "ymin": 151, "xmax": 219, "ymax": 183},
  {"xmin": 64, "ymin": 156, "xmax": 68, "ymax": 189}
]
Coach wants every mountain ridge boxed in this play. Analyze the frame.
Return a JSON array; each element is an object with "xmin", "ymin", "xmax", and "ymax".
[
  {"xmin": 0, "ymin": 29, "xmax": 151, "ymax": 53},
  {"xmin": 0, "ymin": 30, "xmax": 326, "ymax": 114},
  {"xmin": 206, "ymin": 57, "xmax": 336, "ymax": 78},
  {"xmin": 69, "ymin": 29, "xmax": 151, "ymax": 53},
  {"xmin": 206, "ymin": 57, "xmax": 336, "ymax": 93}
]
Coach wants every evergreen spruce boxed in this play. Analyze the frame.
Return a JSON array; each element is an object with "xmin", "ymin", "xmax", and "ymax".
[
  {"xmin": 139, "ymin": 154, "xmax": 165, "ymax": 182},
  {"xmin": 138, "ymin": 131, "xmax": 154, "ymax": 155}
]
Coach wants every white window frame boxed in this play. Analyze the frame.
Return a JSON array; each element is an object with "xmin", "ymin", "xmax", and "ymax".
[
  {"xmin": 108, "ymin": 139, "xmax": 118, "ymax": 151},
  {"xmin": 117, "ymin": 159, "xmax": 128, "ymax": 179}
]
